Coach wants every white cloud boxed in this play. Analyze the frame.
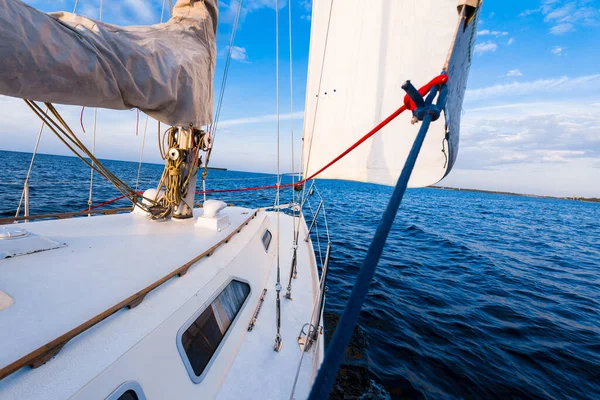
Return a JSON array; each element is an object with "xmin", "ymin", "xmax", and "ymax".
[
  {"xmin": 550, "ymin": 22, "xmax": 574, "ymax": 34},
  {"xmin": 506, "ymin": 69, "xmax": 523, "ymax": 77},
  {"xmin": 465, "ymin": 74, "xmax": 600, "ymax": 102},
  {"xmin": 228, "ymin": 46, "xmax": 249, "ymax": 63},
  {"xmin": 219, "ymin": 111, "xmax": 304, "ymax": 127},
  {"xmin": 444, "ymin": 99, "xmax": 600, "ymax": 197},
  {"xmin": 474, "ymin": 41, "xmax": 498, "ymax": 54},
  {"xmin": 478, "ymin": 29, "xmax": 509, "ymax": 36},
  {"xmin": 507, "ymin": 38, "xmax": 515, "ymax": 45},
  {"xmin": 521, "ymin": 0, "xmax": 600, "ymax": 35},
  {"xmin": 218, "ymin": 45, "xmax": 250, "ymax": 63},
  {"xmin": 551, "ymin": 45, "xmax": 565, "ymax": 55},
  {"xmin": 220, "ymin": 0, "xmax": 287, "ymax": 24}
]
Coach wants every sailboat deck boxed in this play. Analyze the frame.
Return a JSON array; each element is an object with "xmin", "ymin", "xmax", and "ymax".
[
  {"xmin": 0, "ymin": 206, "xmax": 323, "ymax": 399},
  {"xmin": 0, "ymin": 207, "xmax": 256, "ymax": 373}
]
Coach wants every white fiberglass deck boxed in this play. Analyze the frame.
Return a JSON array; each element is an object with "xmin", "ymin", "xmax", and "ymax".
[{"xmin": 0, "ymin": 206, "xmax": 323, "ymax": 399}]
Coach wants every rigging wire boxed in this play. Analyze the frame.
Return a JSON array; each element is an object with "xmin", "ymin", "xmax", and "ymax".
[
  {"xmin": 24, "ymin": 100, "xmax": 153, "ymax": 213},
  {"xmin": 15, "ymin": 108, "xmax": 48, "ymax": 218},
  {"xmin": 160, "ymin": 0, "xmax": 167, "ymax": 22},
  {"xmin": 288, "ymin": 0, "xmax": 295, "ymax": 207},
  {"xmin": 283, "ymin": 0, "xmax": 299, "ymax": 301},
  {"xmin": 87, "ymin": 0, "xmax": 103, "ymax": 213},
  {"xmin": 273, "ymin": 0, "xmax": 283, "ymax": 352},
  {"xmin": 203, "ymin": 0, "xmax": 243, "ymax": 181},
  {"xmin": 135, "ymin": 115, "xmax": 149, "ymax": 191},
  {"xmin": 88, "ymin": 108, "xmax": 97, "ymax": 212},
  {"xmin": 302, "ymin": 0, "xmax": 334, "ymax": 197},
  {"xmin": 135, "ymin": 0, "xmax": 168, "ymax": 193}
]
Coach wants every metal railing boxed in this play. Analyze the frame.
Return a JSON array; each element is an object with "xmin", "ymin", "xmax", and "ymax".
[{"xmin": 289, "ymin": 184, "xmax": 332, "ymax": 399}]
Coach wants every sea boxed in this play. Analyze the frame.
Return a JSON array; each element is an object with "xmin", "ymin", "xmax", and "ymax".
[{"xmin": 1, "ymin": 150, "xmax": 599, "ymax": 399}]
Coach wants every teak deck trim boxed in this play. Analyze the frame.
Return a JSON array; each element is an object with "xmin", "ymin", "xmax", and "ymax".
[
  {"xmin": 0, "ymin": 210, "xmax": 258, "ymax": 381},
  {"xmin": 0, "ymin": 207, "xmax": 133, "ymax": 225}
]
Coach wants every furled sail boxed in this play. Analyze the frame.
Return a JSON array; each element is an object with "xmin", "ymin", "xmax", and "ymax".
[
  {"xmin": 302, "ymin": 0, "xmax": 480, "ymax": 188},
  {"xmin": 0, "ymin": 0, "xmax": 217, "ymax": 127}
]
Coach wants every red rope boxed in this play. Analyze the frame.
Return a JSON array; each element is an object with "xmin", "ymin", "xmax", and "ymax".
[
  {"xmin": 86, "ymin": 194, "xmax": 127, "ymax": 211},
  {"xmin": 85, "ymin": 191, "xmax": 143, "ymax": 211},
  {"xmin": 89, "ymin": 75, "xmax": 447, "ymax": 208}
]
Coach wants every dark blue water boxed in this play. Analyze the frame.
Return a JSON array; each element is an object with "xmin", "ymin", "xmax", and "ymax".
[{"xmin": 1, "ymin": 150, "xmax": 599, "ymax": 399}]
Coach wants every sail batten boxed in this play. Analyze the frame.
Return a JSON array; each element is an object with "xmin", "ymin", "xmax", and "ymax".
[
  {"xmin": 0, "ymin": 0, "xmax": 217, "ymax": 127},
  {"xmin": 302, "ymin": 0, "xmax": 479, "ymax": 188}
]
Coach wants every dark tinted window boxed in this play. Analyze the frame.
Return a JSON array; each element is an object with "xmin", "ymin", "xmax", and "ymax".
[
  {"xmin": 181, "ymin": 280, "xmax": 250, "ymax": 377},
  {"xmin": 262, "ymin": 230, "xmax": 272, "ymax": 251},
  {"xmin": 117, "ymin": 390, "xmax": 138, "ymax": 400}
]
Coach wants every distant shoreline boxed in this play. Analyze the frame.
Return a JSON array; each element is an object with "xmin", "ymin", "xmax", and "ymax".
[{"xmin": 431, "ymin": 186, "xmax": 600, "ymax": 203}]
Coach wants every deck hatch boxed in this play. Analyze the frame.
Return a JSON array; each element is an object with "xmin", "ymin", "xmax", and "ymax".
[
  {"xmin": 178, "ymin": 279, "xmax": 251, "ymax": 383},
  {"xmin": 0, "ymin": 229, "xmax": 65, "ymax": 260}
]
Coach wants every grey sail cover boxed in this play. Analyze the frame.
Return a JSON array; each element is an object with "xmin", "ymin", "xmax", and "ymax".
[{"xmin": 0, "ymin": 0, "xmax": 217, "ymax": 127}]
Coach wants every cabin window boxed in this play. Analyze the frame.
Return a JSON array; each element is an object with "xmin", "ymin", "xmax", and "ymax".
[
  {"xmin": 262, "ymin": 230, "xmax": 272, "ymax": 251},
  {"xmin": 106, "ymin": 381, "xmax": 147, "ymax": 400},
  {"xmin": 117, "ymin": 391, "xmax": 138, "ymax": 400},
  {"xmin": 178, "ymin": 279, "xmax": 251, "ymax": 383}
]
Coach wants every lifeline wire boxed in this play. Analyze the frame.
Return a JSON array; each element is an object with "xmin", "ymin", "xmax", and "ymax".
[
  {"xmin": 15, "ymin": 107, "xmax": 47, "ymax": 218},
  {"xmin": 135, "ymin": 115, "xmax": 149, "ymax": 191}
]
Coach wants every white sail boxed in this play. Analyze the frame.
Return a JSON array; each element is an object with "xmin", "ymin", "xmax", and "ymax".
[
  {"xmin": 302, "ymin": 0, "xmax": 480, "ymax": 187},
  {"xmin": 0, "ymin": 0, "xmax": 217, "ymax": 127}
]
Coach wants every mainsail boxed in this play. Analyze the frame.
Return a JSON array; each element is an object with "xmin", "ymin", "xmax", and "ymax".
[
  {"xmin": 0, "ymin": 0, "xmax": 217, "ymax": 127},
  {"xmin": 302, "ymin": 0, "xmax": 479, "ymax": 188}
]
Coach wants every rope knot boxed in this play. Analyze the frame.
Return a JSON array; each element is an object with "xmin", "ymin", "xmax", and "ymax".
[{"xmin": 402, "ymin": 73, "xmax": 449, "ymax": 124}]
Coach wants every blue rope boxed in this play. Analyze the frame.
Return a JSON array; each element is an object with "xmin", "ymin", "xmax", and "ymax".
[{"xmin": 308, "ymin": 78, "xmax": 448, "ymax": 399}]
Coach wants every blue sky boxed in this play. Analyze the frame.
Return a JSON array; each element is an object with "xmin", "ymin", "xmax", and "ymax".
[{"xmin": 1, "ymin": 0, "xmax": 599, "ymax": 197}]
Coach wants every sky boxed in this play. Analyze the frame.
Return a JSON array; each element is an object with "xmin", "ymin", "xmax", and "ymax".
[{"xmin": 1, "ymin": 0, "xmax": 599, "ymax": 197}]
